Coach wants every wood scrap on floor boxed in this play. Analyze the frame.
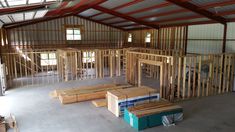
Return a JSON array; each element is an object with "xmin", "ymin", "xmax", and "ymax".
[
  {"xmin": 50, "ymin": 84, "xmax": 133, "ymax": 104},
  {"xmin": 92, "ymin": 99, "xmax": 107, "ymax": 107},
  {"xmin": 124, "ymin": 99, "xmax": 183, "ymax": 130},
  {"xmin": 107, "ymin": 86, "xmax": 160, "ymax": 117},
  {"xmin": 0, "ymin": 114, "xmax": 18, "ymax": 132}
]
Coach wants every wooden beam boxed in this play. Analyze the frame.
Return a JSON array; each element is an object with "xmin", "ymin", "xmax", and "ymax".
[
  {"xmin": 165, "ymin": 0, "xmax": 227, "ymax": 24},
  {"xmin": 93, "ymin": 6, "xmax": 159, "ymax": 29},
  {"xmin": 222, "ymin": 24, "xmax": 227, "ymax": 53},
  {"xmin": 184, "ymin": 26, "xmax": 188, "ymax": 55}
]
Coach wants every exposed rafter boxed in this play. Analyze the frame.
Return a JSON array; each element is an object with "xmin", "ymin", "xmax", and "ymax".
[
  {"xmin": 75, "ymin": 15, "xmax": 125, "ymax": 31},
  {"xmin": 200, "ymin": 0, "xmax": 235, "ymax": 9},
  {"xmin": 103, "ymin": 0, "xmax": 235, "ymax": 25},
  {"xmin": 93, "ymin": 5, "xmax": 159, "ymax": 29},
  {"xmin": 4, "ymin": 0, "xmax": 107, "ymax": 29},
  {"xmin": 126, "ymin": 2, "xmax": 171, "ymax": 15},
  {"xmin": 89, "ymin": 0, "xmax": 144, "ymax": 18},
  {"xmin": 152, "ymin": 15, "xmax": 203, "ymax": 25},
  {"xmin": 139, "ymin": 9, "xmax": 187, "ymax": 20},
  {"xmin": 161, "ymin": 20, "xmax": 217, "ymax": 28},
  {"xmin": 99, "ymin": 2, "xmax": 172, "ymax": 22},
  {"xmin": 165, "ymin": 0, "xmax": 227, "ymax": 24}
]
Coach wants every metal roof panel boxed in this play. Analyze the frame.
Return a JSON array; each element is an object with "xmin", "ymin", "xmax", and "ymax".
[
  {"xmin": 116, "ymin": 0, "xmax": 165, "ymax": 14},
  {"xmin": 100, "ymin": 0, "xmax": 133, "ymax": 9},
  {"xmin": 79, "ymin": 9, "xmax": 101, "ymax": 17}
]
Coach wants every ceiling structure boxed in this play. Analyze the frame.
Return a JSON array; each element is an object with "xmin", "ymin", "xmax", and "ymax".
[{"xmin": 1, "ymin": 0, "xmax": 235, "ymax": 30}]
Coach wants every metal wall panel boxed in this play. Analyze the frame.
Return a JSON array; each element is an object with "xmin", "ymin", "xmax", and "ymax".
[
  {"xmin": 227, "ymin": 22, "xmax": 235, "ymax": 53},
  {"xmin": 7, "ymin": 16, "xmax": 124, "ymax": 49},
  {"xmin": 187, "ymin": 23, "xmax": 235, "ymax": 54},
  {"xmin": 187, "ymin": 23, "xmax": 224, "ymax": 54}
]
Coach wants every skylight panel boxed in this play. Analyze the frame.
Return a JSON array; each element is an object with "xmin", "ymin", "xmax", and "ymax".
[
  {"xmin": 25, "ymin": 12, "xmax": 34, "ymax": 20},
  {"xmin": 11, "ymin": 13, "xmax": 24, "ymax": 22},
  {"xmin": 28, "ymin": 0, "xmax": 43, "ymax": 4},
  {"xmin": 7, "ymin": 0, "xmax": 26, "ymax": 6},
  {"xmin": 34, "ymin": 10, "xmax": 48, "ymax": 18},
  {"xmin": 0, "ymin": 15, "xmax": 12, "ymax": 23},
  {"xmin": 0, "ymin": 1, "xmax": 7, "ymax": 7}
]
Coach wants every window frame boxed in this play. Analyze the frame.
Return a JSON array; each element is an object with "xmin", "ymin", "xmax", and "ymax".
[
  {"xmin": 40, "ymin": 53, "xmax": 57, "ymax": 66},
  {"xmin": 145, "ymin": 32, "xmax": 151, "ymax": 43},
  {"xmin": 66, "ymin": 28, "xmax": 81, "ymax": 41},
  {"xmin": 82, "ymin": 51, "xmax": 95, "ymax": 63},
  {"xmin": 128, "ymin": 33, "xmax": 132, "ymax": 43}
]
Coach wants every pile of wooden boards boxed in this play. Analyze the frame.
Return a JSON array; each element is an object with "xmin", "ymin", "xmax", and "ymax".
[
  {"xmin": 124, "ymin": 100, "xmax": 183, "ymax": 130},
  {"xmin": 107, "ymin": 86, "xmax": 160, "ymax": 117},
  {"xmin": 50, "ymin": 84, "xmax": 133, "ymax": 104}
]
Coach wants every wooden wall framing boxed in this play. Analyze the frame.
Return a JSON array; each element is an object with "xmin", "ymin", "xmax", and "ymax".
[
  {"xmin": 126, "ymin": 48, "xmax": 235, "ymax": 101},
  {"xmin": 1, "ymin": 48, "xmax": 125, "ymax": 88},
  {"xmin": 125, "ymin": 27, "xmax": 187, "ymax": 51}
]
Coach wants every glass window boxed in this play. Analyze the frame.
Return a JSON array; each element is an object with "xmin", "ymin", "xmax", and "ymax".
[
  {"xmin": 66, "ymin": 28, "xmax": 81, "ymax": 40},
  {"xmin": 128, "ymin": 33, "xmax": 132, "ymax": 42},
  {"xmin": 145, "ymin": 32, "xmax": 151, "ymax": 43},
  {"xmin": 40, "ymin": 53, "xmax": 57, "ymax": 66},
  {"xmin": 82, "ymin": 51, "xmax": 95, "ymax": 63}
]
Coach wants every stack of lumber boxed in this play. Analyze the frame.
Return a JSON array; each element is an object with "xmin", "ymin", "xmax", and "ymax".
[
  {"xmin": 50, "ymin": 84, "xmax": 133, "ymax": 104},
  {"xmin": 92, "ymin": 99, "xmax": 107, "ymax": 107},
  {"xmin": 124, "ymin": 100, "xmax": 183, "ymax": 130},
  {"xmin": 107, "ymin": 86, "xmax": 160, "ymax": 117}
]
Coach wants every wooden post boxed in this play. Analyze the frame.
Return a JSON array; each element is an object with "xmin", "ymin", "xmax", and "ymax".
[
  {"xmin": 177, "ymin": 57, "xmax": 182, "ymax": 99},
  {"xmin": 138, "ymin": 60, "xmax": 141, "ymax": 87},
  {"xmin": 182, "ymin": 57, "xmax": 187, "ymax": 99},
  {"xmin": 197, "ymin": 56, "xmax": 202, "ymax": 97}
]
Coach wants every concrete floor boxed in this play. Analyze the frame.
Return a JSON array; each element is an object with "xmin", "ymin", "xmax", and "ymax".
[{"xmin": 0, "ymin": 76, "xmax": 235, "ymax": 132}]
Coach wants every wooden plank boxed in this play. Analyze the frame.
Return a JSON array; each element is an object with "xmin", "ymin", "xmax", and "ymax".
[
  {"xmin": 177, "ymin": 57, "xmax": 182, "ymax": 99},
  {"xmin": 188, "ymin": 57, "xmax": 192, "ymax": 98},
  {"xmin": 219, "ymin": 55, "xmax": 223, "ymax": 94},
  {"xmin": 226, "ymin": 55, "xmax": 231, "ymax": 92},
  {"xmin": 222, "ymin": 55, "xmax": 227, "ymax": 93},
  {"xmin": 197, "ymin": 56, "xmax": 202, "ymax": 97},
  {"xmin": 182, "ymin": 57, "xmax": 187, "ymax": 99},
  {"xmin": 92, "ymin": 99, "xmax": 107, "ymax": 107}
]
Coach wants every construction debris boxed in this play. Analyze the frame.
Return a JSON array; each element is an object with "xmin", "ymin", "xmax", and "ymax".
[{"xmin": 0, "ymin": 114, "xmax": 18, "ymax": 132}]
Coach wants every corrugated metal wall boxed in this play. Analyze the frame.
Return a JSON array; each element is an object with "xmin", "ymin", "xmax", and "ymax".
[
  {"xmin": 126, "ymin": 26, "xmax": 187, "ymax": 51},
  {"xmin": 227, "ymin": 23, "xmax": 235, "ymax": 53},
  {"xmin": 187, "ymin": 23, "xmax": 224, "ymax": 54},
  {"xmin": 187, "ymin": 22, "xmax": 235, "ymax": 54},
  {"xmin": 7, "ymin": 16, "xmax": 125, "ymax": 49}
]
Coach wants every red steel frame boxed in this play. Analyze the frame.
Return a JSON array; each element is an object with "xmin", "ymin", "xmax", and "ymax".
[{"xmin": 2, "ymin": 0, "xmax": 235, "ymax": 30}]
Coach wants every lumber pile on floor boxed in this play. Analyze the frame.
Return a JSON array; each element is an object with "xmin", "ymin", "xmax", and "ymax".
[
  {"xmin": 107, "ymin": 86, "xmax": 160, "ymax": 117},
  {"xmin": 92, "ymin": 99, "xmax": 107, "ymax": 107},
  {"xmin": 49, "ymin": 84, "xmax": 117, "ymax": 98},
  {"xmin": 124, "ymin": 100, "xmax": 183, "ymax": 130},
  {"xmin": 50, "ymin": 84, "xmax": 133, "ymax": 104}
]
